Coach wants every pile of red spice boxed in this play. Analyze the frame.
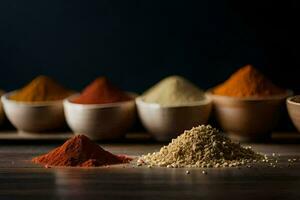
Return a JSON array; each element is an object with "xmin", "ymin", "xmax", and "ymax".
[
  {"xmin": 72, "ymin": 77, "xmax": 132, "ymax": 104},
  {"xmin": 32, "ymin": 135, "xmax": 132, "ymax": 167}
]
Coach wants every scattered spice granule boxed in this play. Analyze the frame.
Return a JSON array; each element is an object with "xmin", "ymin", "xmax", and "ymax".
[{"xmin": 32, "ymin": 135, "xmax": 132, "ymax": 168}]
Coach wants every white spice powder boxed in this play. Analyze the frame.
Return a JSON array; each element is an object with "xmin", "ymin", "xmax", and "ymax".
[{"xmin": 142, "ymin": 75, "xmax": 205, "ymax": 106}]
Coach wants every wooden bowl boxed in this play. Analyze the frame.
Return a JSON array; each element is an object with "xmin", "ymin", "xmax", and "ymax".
[
  {"xmin": 1, "ymin": 91, "xmax": 67, "ymax": 133},
  {"xmin": 207, "ymin": 91, "xmax": 292, "ymax": 142},
  {"xmin": 64, "ymin": 94, "xmax": 136, "ymax": 140},
  {"xmin": 136, "ymin": 97, "xmax": 212, "ymax": 141},
  {"xmin": 287, "ymin": 95, "xmax": 300, "ymax": 132}
]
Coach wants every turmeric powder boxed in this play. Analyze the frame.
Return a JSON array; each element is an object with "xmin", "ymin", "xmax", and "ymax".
[
  {"xmin": 10, "ymin": 76, "xmax": 74, "ymax": 102},
  {"xmin": 212, "ymin": 65, "xmax": 286, "ymax": 97}
]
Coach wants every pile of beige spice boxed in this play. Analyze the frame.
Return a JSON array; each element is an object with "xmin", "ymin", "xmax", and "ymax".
[
  {"xmin": 137, "ymin": 125, "xmax": 267, "ymax": 169},
  {"xmin": 142, "ymin": 75, "xmax": 206, "ymax": 106}
]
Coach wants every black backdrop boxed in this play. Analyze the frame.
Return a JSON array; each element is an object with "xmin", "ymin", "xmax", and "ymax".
[{"xmin": 0, "ymin": 1, "xmax": 299, "ymax": 94}]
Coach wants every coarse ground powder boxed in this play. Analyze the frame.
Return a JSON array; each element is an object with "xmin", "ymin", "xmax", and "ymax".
[
  {"xmin": 138, "ymin": 125, "xmax": 263, "ymax": 168},
  {"xmin": 142, "ymin": 75, "xmax": 205, "ymax": 106},
  {"xmin": 32, "ymin": 135, "xmax": 132, "ymax": 167}
]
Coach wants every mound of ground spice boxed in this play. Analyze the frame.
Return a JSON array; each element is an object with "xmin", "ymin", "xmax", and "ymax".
[
  {"xmin": 72, "ymin": 77, "xmax": 132, "ymax": 104},
  {"xmin": 142, "ymin": 75, "xmax": 205, "ymax": 106},
  {"xmin": 212, "ymin": 65, "xmax": 286, "ymax": 97},
  {"xmin": 10, "ymin": 75, "xmax": 73, "ymax": 102},
  {"xmin": 290, "ymin": 96, "xmax": 300, "ymax": 103},
  {"xmin": 32, "ymin": 135, "xmax": 132, "ymax": 167},
  {"xmin": 138, "ymin": 125, "xmax": 263, "ymax": 168}
]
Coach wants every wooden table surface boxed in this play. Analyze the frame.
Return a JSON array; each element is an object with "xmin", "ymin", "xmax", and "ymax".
[{"xmin": 1, "ymin": 135, "xmax": 300, "ymax": 200}]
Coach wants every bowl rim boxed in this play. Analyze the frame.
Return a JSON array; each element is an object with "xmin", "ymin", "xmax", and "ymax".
[
  {"xmin": 206, "ymin": 89, "xmax": 293, "ymax": 101},
  {"xmin": 286, "ymin": 95, "xmax": 300, "ymax": 106},
  {"xmin": 64, "ymin": 92, "xmax": 137, "ymax": 109},
  {"xmin": 1, "ymin": 91, "xmax": 66, "ymax": 107},
  {"xmin": 135, "ymin": 96, "xmax": 212, "ymax": 108}
]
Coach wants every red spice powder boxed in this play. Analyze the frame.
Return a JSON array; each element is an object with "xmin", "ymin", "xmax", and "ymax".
[
  {"xmin": 72, "ymin": 77, "xmax": 132, "ymax": 104},
  {"xmin": 32, "ymin": 135, "xmax": 132, "ymax": 167}
]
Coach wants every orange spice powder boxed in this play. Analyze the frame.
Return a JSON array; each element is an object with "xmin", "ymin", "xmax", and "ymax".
[
  {"xmin": 10, "ymin": 75, "xmax": 73, "ymax": 102},
  {"xmin": 212, "ymin": 65, "xmax": 286, "ymax": 97}
]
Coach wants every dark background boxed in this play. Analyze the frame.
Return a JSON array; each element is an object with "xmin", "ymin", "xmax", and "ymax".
[{"xmin": 0, "ymin": 1, "xmax": 299, "ymax": 94}]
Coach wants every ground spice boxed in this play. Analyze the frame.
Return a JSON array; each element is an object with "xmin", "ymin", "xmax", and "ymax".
[
  {"xmin": 10, "ymin": 75, "xmax": 73, "ymax": 102},
  {"xmin": 291, "ymin": 96, "xmax": 300, "ymax": 103},
  {"xmin": 212, "ymin": 65, "xmax": 286, "ymax": 97},
  {"xmin": 32, "ymin": 135, "xmax": 132, "ymax": 167},
  {"xmin": 72, "ymin": 77, "xmax": 132, "ymax": 104},
  {"xmin": 142, "ymin": 75, "xmax": 205, "ymax": 106},
  {"xmin": 138, "ymin": 125, "xmax": 263, "ymax": 168}
]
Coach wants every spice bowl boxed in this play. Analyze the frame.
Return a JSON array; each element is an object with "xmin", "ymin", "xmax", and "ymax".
[
  {"xmin": 63, "ymin": 94, "xmax": 137, "ymax": 140},
  {"xmin": 1, "ymin": 91, "xmax": 67, "ymax": 133},
  {"xmin": 0, "ymin": 90, "xmax": 5, "ymax": 126},
  {"xmin": 135, "ymin": 97, "xmax": 212, "ymax": 141},
  {"xmin": 286, "ymin": 95, "xmax": 300, "ymax": 132},
  {"xmin": 207, "ymin": 91, "xmax": 292, "ymax": 142}
]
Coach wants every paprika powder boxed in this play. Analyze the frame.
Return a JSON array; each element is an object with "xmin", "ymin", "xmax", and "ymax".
[
  {"xmin": 32, "ymin": 135, "xmax": 132, "ymax": 167},
  {"xmin": 72, "ymin": 77, "xmax": 132, "ymax": 104}
]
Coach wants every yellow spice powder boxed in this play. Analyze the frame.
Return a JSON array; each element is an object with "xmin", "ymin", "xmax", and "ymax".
[{"xmin": 10, "ymin": 75, "xmax": 74, "ymax": 102}]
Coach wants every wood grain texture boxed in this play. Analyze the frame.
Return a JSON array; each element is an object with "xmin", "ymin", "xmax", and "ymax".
[
  {"xmin": 0, "ymin": 130, "xmax": 300, "ymax": 142},
  {"xmin": 0, "ymin": 139, "xmax": 300, "ymax": 199}
]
